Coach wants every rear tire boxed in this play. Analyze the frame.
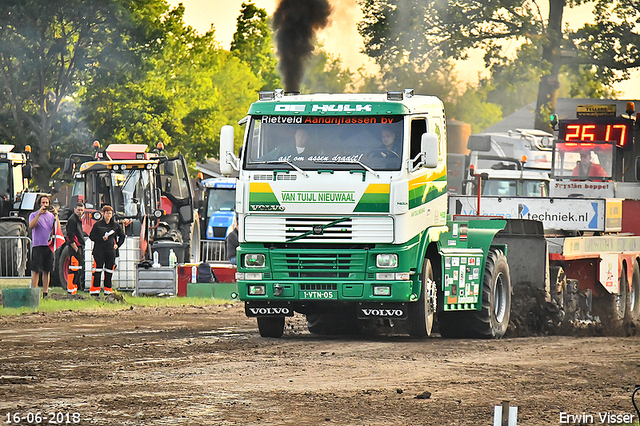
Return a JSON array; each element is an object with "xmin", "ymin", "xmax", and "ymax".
[
  {"xmin": 407, "ymin": 258, "xmax": 435, "ymax": 337},
  {"xmin": 0, "ymin": 221, "xmax": 28, "ymax": 277},
  {"xmin": 472, "ymin": 248, "xmax": 511, "ymax": 338},
  {"xmin": 440, "ymin": 248, "xmax": 511, "ymax": 339},
  {"xmin": 629, "ymin": 262, "xmax": 640, "ymax": 322},
  {"xmin": 593, "ymin": 267, "xmax": 628, "ymax": 328},
  {"xmin": 257, "ymin": 317, "xmax": 285, "ymax": 338}
]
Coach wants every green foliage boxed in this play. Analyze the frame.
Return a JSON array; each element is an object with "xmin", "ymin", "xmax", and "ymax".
[
  {"xmin": 0, "ymin": 0, "xmax": 143, "ymax": 189},
  {"xmin": 230, "ymin": 2, "xmax": 281, "ymax": 91},
  {"xmin": 358, "ymin": 0, "xmax": 640, "ymax": 131},
  {"xmin": 454, "ymin": 85, "xmax": 503, "ymax": 134},
  {"xmin": 301, "ymin": 48, "xmax": 355, "ymax": 93},
  {"xmin": 83, "ymin": 4, "xmax": 261, "ymax": 162}
]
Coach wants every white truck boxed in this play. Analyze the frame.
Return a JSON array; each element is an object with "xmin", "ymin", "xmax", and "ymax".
[{"xmin": 220, "ymin": 90, "xmax": 514, "ymax": 338}]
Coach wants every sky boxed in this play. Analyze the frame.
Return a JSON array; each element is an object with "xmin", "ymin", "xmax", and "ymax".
[{"xmin": 167, "ymin": 0, "xmax": 639, "ymax": 100}]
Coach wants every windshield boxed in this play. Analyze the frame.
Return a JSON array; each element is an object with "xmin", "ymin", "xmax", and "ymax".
[
  {"xmin": 0, "ymin": 162, "xmax": 9, "ymax": 198},
  {"xmin": 553, "ymin": 142, "xmax": 613, "ymax": 180},
  {"xmin": 244, "ymin": 115, "xmax": 405, "ymax": 171},
  {"xmin": 206, "ymin": 188, "xmax": 235, "ymax": 218},
  {"xmin": 111, "ymin": 169, "xmax": 154, "ymax": 218}
]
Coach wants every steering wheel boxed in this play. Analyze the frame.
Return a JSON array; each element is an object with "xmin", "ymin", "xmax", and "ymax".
[{"xmin": 366, "ymin": 149, "xmax": 401, "ymax": 160}]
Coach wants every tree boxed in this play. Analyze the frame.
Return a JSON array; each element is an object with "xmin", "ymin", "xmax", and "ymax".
[
  {"xmin": 358, "ymin": 0, "xmax": 640, "ymax": 132},
  {"xmin": 83, "ymin": 5, "xmax": 261, "ymax": 162},
  {"xmin": 0, "ymin": 0, "xmax": 153, "ymax": 190},
  {"xmin": 230, "ymin": 2, "xmax": 281, "ymax": 91},
  {"xmin": 301, "ymin": 47, "xmax": 355, "ymax": 93}
]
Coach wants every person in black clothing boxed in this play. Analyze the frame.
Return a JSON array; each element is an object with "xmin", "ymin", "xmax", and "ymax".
[
  {"xmin": 65, "ymin": 202, "xmax": 86, "ymax": 294},
  {"xmin": 226, "ymin": 219, "xmax": 239, "ymax": 266},
  {"xmin": 89, "ymin": 205, "xmax": 125, "ymax": 297}
]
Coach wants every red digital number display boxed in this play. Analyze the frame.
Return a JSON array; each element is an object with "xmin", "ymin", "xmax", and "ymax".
[{"xmin": 558, "ymin": 118, "xmax": 633, "ymax": 148}]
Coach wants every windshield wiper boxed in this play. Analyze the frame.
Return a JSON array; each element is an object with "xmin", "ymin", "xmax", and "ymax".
[
  {"xmin": 248, "ymin": 159, "xmax": 309, "ymax": 178},
  {"xmin": 313, "ymin": 159, "xmax": 379, "ymax": 179}
]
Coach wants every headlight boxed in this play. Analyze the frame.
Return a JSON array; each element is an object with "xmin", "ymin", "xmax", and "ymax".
[
  {"xmin": 373, "ymin": 285, "xmax": 391, "ymax": 296},
  {"xmin": 248, "ymin": 285, "xmax": 266, "ymax": 295},
  {"xmin": 245, "ymin": 253, "xmax": 265, "ymax": 268},
  {"xmin": 206, "ymin": 226, "xmax": 213, "ymax": 238},
  {"xmin": 376, "ymin": 254, "xmax": 398, "ymax": 268}
]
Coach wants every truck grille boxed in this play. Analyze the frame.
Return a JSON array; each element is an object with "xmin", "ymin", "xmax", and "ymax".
[
  {"xmin": 271, "ymin": 251, "xmax": 367, "ymax": 279},
  {"xmin": 245, "ymin": 216, "xmax": 393, "ymax": 243}
]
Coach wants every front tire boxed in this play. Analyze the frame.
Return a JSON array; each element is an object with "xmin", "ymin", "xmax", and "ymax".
[
  {"xmin": 407, "ymin": 258, "xmax": 435, "ymax": 337},
  {"xmin": 257, "ymin": 317, "xmax": 285, "ymax": 338}
]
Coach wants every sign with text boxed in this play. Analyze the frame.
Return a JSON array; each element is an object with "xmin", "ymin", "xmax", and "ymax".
[{"xmin": 449, "ymin": 196, "xmax": 605, "ymax": 231}]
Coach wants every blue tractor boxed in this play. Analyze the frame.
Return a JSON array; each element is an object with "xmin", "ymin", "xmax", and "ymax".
[{"xmin": 199, "ymin": 177, "xmax": 236, "ymax": 262}]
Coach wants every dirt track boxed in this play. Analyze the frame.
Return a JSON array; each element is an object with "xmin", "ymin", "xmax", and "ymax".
[{"xmin": 0, "ymin": 303, "xmax": 639, "ymax": 425}]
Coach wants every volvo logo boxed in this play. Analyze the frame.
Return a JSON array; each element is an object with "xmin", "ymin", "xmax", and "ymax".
[
  {"xmin": 248, "ymin": 307, "xmax": 291, "ymax": 316},
  {"xmin": 360, "ymin": 308, "xmax": 405, "ymax": 317}
]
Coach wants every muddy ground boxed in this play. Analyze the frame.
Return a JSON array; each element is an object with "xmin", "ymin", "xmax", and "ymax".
[{"xmin": 0, "ymin": 302, "xmax": 639, "ymax": 426}]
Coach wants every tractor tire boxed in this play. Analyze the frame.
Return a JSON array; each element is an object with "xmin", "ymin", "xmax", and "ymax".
[
  {"xmin": 630, "ymin": 262, "xmax": 640, "ymax": 322},
  {"xmin": 407, "ymin": 258, "xmax": 436, "ymax": 337},
  {"xmin": 257, "ymin": 317, "xmax": 285, "ymax": 338},
  {"xmin": 56, "ymin": 245, "xmax": 85, "ymax": 291},
  {"xmin": 440, "ymin": 248, "xmax": 511, "ymax": 339},
  {"xmin": 0, "ymin": 221, "xmax": 28, "ymax": 277},
  {"xmin": 593, "ymin": 267, "xmax": 628, "ymax": 329}
]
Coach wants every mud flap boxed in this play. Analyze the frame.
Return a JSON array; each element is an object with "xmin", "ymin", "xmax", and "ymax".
[{"xmin": 245, "ymin": 301, "xmax": 294, "ymax": 317}]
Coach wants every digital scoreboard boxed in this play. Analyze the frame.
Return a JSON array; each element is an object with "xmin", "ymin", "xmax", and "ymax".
[{"xmin": 558, "ymin": 118, "xmax": 634, "ymax": 149}]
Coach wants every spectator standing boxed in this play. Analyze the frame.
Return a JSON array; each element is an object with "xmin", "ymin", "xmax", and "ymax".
[
  {"xmin": 28, "ymin": 195, "xmax": 59, "ymax": 297},
  {"xmin": 226, "ymin": 219, "xmax": 239, "ymax": 266},
  {"xmin": 89, "ymin": 205, "xmax": 125, "ymax": 297},
  {"xmin": 65, "ymin": 202, "xmax": 85, "ymax": 295}
]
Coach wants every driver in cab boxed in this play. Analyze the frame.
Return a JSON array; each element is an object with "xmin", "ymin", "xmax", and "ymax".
[
  {"xmin": 367, "ymin": 128, "xmax": 401, "ymax": 168},
  {"xmin": 572, "ymin": 151, "xmax": 607, "ymax": 179}
]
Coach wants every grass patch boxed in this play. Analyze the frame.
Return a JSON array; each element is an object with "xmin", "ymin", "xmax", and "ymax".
[{"xmin": 0, "ymin": 287, "xmax": 235, "ymax": 316}]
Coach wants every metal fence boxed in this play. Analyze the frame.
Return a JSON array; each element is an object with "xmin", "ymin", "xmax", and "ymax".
[
  {"xmin": 84, "ymin": 237, "xmax": 140, "ymax": 291},
  {"xmin": 201, "ymin": 240, "xmax": 227, "ymax": 263},
  {"xmin": 0, "ymin": 236, "xmax": 31, "ymax": 278}
]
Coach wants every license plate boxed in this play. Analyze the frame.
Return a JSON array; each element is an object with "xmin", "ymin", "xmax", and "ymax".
[{"xmin": 300, "ymin": 290, "xmax": 337, "ymax": 299}]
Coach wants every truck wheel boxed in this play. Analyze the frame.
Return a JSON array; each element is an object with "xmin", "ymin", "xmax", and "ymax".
[
  {"xmin": 407, "ymin": 258, "xmax": 435, "ymax": 337},
  {"xmin": 257, "ymin": 317, "xmax": 285, "ymax": 338},
  {"xmin": 594, "ymin": 268, "xmax": 628, "ymax": 328},
  {"xmin": 470, "ymin": 248, "xmax": 511, "ymax": 339},
  {"xmin": 630, "ymin": 262, "xmax": 640, "ymax": 321},
  {"xmin": 0, "ymin": 221, "xmax": 28, "ymax": 277}
]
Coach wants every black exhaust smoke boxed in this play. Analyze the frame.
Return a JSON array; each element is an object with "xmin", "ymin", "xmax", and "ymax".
[{"xmin": 272, "ymin": 0, "xmax": 332, "ymax": 92}]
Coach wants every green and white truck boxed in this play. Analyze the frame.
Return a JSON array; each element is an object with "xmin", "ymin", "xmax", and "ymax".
[{"xmin": 219, "ymin": 90, "xmax": 512, "ymax": 338}]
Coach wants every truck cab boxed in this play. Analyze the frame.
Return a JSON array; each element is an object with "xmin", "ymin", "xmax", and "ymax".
[{"xmin": 220, "ymin": 90, "xmax": 512, "ymax": 339}]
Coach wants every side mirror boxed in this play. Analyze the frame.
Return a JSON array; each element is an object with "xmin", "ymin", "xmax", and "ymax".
[
  {"xmin": 63, "ymin": 159, "xmax": 74, "ymax": 175},
  {"xmin": 421, "ymin": 133, "xmax": 439, "ymax": 168},
  {"xmin": 164, "ymin": 160, "xmax": 175, "ymax": 176},
  {"xmin": 220, "ymin": 125, "xmax": 235, "ymax": 176},
  {"xmin": 467, "ymin": 135, "xmax": 492, "ymax": 152},
  {"xmin": 22, "ymin": 163, "xmax": 32, "ymax": 179},
  {"xmin": 179, "ymin": 205, "xmax": 193, "ymax": 223}
]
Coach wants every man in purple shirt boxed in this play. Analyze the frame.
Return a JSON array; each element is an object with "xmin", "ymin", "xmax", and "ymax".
[{"xmin": 28, "ymin": 195, "xmax": 59, "ymax": 297}]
